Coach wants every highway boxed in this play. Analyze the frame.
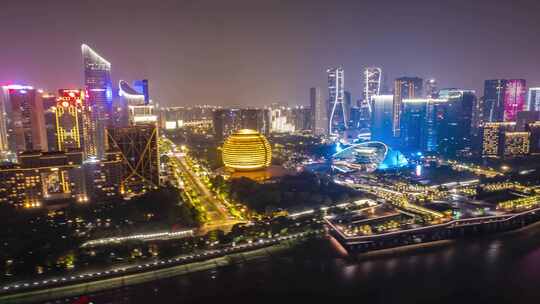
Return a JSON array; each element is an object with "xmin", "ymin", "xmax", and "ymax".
[{"xmin": 174, "ymin": 154, "xmax": 244, "ymax": 233}]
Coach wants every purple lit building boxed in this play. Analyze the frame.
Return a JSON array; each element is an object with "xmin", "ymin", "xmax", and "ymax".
[{"xmin": 503, "ymin": 79, "xmax": 527, "ymax": 121}]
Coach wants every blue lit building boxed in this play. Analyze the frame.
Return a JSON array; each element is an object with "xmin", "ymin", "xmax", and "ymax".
[
  {"xmin": 82, "ymin": 44, "xmax": 113, "ymax": 159},
  {"xmin": 331, "ymin": 141, "xmax": 408, "ymax": 173},
  {"xmin": 400, "ymin": 99, "xmax": 428, "ymax": 152},
  {"xmin": 398, "ymin": 91, "xmax": 475, "ymax": 156},
  {"xmin": 378, "ymin": 148, "xmax": 409, "ymax": 170},
  {"xmin": 133, "ymin": 79, "xmax": 150, "ymax": 104},
  {"xmin": 400, "ymin": 98, "xmax": 450, "ymax": 154},
  {"xmin": 370, "ymin": 95, "xmax": 394, "ymax": 144},
  {"xmin": 393, "ymin": 77, "xmax": 423, "ymax": 137},
  {"xmin": 438, "ymin": 89, "xmax": 476, "ymax": 156}
]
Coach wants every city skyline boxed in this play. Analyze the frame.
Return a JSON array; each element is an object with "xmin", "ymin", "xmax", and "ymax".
[{"xmin": 1, "ymin": 0, "xmax": 539, "ymax": 107}]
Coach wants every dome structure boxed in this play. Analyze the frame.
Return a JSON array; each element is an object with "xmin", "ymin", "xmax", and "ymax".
[
  {"xmin": 331, "ymin": 141, "xmax": 408, "ymax": 173},
  {"xmin": 222, "ymin": 129, "xmax": 272, "ymax": 171}
]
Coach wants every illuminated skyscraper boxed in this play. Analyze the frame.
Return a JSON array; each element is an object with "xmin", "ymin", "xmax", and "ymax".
[
  {"xmin": 362, "ymin": 67, "xmax": 382, "ymax": 110},
  {"xmin": 310, "ymin": 87, "xmax": 328, "ymax": 135},
  {"xmin": 437, "ymin": 89, "xmax": 476, "ymax": 156},
  {"xmin": 0, "ymin": 85, "xmax": 47, "ymax": 154},
  {"xmin": 55, "ymin": 89, "xmax": 90, "ymax": 156},
  {"xmin": 400, "ymin": 98, "xmax": 449, "ymax": 153},
  {"xmin": 370, "ymin": 95, "xmax": 394, "ymax": 143},
  {"xmin": 82, "ymin": 44, "xmax": 113, "ymax": 159},
  {"xmin": 483, "ymin": 79, "xmax": 507, "ymax": 122},
  {"xmin": 327, "ymin": 67, "xmax": 346, "ymax": 135},
  {"xmin": 528, "ymin": 88, "xmax": 540, "ymax": 111},
  {"xmin": 401, "ymin": 99, "xmax": 428, "ymax": 152},
  {"xmin": 393, "ymin": 77, "xmax": 423, "ymax": 137},
  {"xmin": 503, "ymin": 79, "xmax": 527, "ymax": 121}
]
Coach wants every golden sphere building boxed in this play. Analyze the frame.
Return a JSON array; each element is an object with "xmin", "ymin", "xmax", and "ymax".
[{"xmin": 222, "ymin": 129, "xmax": 272, "ymax": 171}]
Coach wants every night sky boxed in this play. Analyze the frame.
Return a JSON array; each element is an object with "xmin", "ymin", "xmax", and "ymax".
[{"xmin": 1, "ymin": 0, "xmax": 539, "ymax": 107}]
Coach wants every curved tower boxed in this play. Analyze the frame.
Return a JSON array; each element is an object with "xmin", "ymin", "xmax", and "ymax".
[
  {"xmin": 363, "ymin": 67, "xmax": 382, "ymax": 111},
  {"xmin": 327, "ymin": 67, "xmax": 346, "ymax": 135},
  {"xmin": 82, "ymin": 44, "xmax": 112, "ymax": 159},
  {"xmin": 119, "ymin": 80, "xmax": 157, "ymax": 126}
]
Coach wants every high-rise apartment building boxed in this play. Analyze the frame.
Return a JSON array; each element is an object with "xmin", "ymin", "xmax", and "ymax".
[
  {"xmin": 0, "ymin": 85, "xmax": 47, "ymax": 154},
  {"xmin": 528, "ymin": 88, "xmax": 540, "ymax": 111},
  {"xmin": 212, "ymin": 108, "xmax": 270, "ymax": 142},
  {"xmin": 437, "ymin": 89, "xmax": 476, "ymax": 156},
  {"xmin": 310, "ymin": 87, "xmax": 328, "ymax": 135},
  {"xmin": 161, "ymin": 106, "xmax": 216, "ymax": 130}
]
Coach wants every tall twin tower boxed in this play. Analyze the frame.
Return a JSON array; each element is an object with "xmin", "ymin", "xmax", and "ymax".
[{"xmin": 324, "ymin": 66, "xmax": 382, "ymax": 136}]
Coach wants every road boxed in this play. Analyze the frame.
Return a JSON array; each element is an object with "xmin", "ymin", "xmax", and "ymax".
[
  {"xmin": 174, "ymin": 154, "xmax": 243, "ymax": 233},
  {"xmin": 0, "ymin": 231, "xmax": 318, "ymax": 304}
]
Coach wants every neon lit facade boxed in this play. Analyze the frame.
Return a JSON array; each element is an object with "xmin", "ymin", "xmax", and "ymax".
[
  {"xmin": 327, "ymin": 67, "xmax": 347, "ymax": 135},
  {"xmin": 0, "ymin": 151, "xmax": 87, "ymax": 208},
  {"xmin": 222, "ymin": 129, "xmax": 272, "ymax": 171},
  {"xmin": 55, "ymin": 89, "xmax": 91, "ymax": 157},
  {"xmin": 82, "ymin": 44, "xmax": 112, "ymax": 159},
  {"xmin": 481, "ymin": 122, "xmax": 515, "ymax": 156},
  {"xmin": 503, "ymin": 79, "xmax": 526, "ymax": 121}
]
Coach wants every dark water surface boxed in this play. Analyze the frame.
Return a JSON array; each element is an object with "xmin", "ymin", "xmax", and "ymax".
[{"xmin": 47, "ymin": 224, "xmax": 540, "ymax": 304}]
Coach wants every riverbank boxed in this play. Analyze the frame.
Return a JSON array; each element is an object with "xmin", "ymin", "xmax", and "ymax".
[{"xmin": 0, "ymin": 233, "xmax": 317, "ymax": 304}]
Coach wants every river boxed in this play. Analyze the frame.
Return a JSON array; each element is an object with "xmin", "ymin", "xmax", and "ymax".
[{"xmin": 45, "ymin": 223, "xmax": 540, "ymax": 304}]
